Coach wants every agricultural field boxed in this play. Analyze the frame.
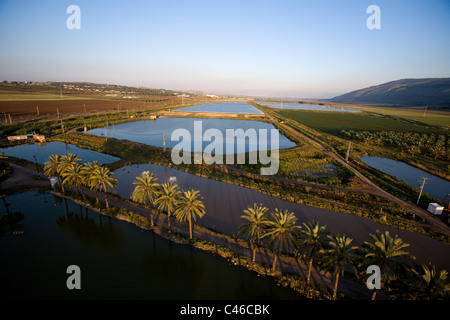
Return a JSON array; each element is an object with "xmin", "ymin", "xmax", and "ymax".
[
  {"xmin": 272, "ymin": 106, "xmax": 449, "ymax": 187},
  {"xmin": 275, "ymin": 109, "xmax": 449, "ymax": 136},
  {"xmin": 353, "ymin": 105, "xmax": 450, "ymax": 128}
]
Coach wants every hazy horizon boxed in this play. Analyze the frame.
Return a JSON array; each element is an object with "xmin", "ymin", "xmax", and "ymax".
[{"xmin": 1, "ymin": 0, "xmax": 450, "ymax": 98}]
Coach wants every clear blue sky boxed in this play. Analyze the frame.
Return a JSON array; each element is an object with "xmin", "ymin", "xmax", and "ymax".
[{"xmin": 1, "ymin": 0, "xmax": 449, "ymax": 98}]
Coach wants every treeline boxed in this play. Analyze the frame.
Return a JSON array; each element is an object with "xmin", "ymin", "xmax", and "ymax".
[
  {"xmin": 238, "ymin": 203, "xmax": 449, "ymax": 300},
  {"xmin": 341, "ymin": 130, "xmax": 450, "ymax": 160},
  {"xmin": 43, "ymin": 153, "xmax": 206, "ymax": 240}
]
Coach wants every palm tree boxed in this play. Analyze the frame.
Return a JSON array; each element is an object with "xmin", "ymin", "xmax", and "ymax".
[
  {"xmin": 297, "ymin": 221, "xmax": 329, "ymax": 285},
  {"xmin": 408, "ymin": 263, "xmax": 450, "ymax": 299},
  {"xmin": 44, "ymin": 154, "xmax": 64, "ymax": 191},
  {"xmin": 91, "ymin": 165, "xmax": 117, "ymax": 208},
  {"xmin": 321, "ymin": 234, "xmax": 358, "ymax": 300},
  {"xmin": 131, "ymin": 172, "xmax": 160, "ymax": 226},
  {"xmin": 262, "ymin": 209, "xmax": 300, "ymax": 273},
  {"xmin": 61, "ymin": 153, "xmax": 81, "ymax": 170},
  {"xmin": 82, "ymin": 161, "xmax": 101, "ymax": 203},
  {"xmin": 174, "ymin": 188, "xmax": 205, "ymax": 240},
  {"xmin": 238, "ymin": 203, "xmax": 269, "ymax": 263},
  {"xmin": 154, "ymin": 182, "xmax": 181, "ymax": 230},
  {"xmin": 62, "ymin": 163, "xmax": 86, "ymax": 199},
  {"xmin": 362, "ymin": 230, "xmax": 415, "ymax": 300}
]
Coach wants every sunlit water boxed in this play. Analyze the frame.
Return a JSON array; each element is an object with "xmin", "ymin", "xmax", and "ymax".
[
  {"xmin": 175, "ymin": 102, "xmax": 264, "ymax": 114},
  {"xmin": 88, "ymin": 117, "xmax": 296, "ymax": 154}
]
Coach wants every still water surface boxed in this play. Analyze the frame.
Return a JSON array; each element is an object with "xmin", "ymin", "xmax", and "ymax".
[
  {"xmin": 256, "ymin": 101, "xmax": 360, "ymax": 113},
  {"xmin": 0, "ymin": 141, "xmax": 119, "ymax": 165},
  {"xmin": 175, "ymin": 102, "xmax": 263, "ymax": 114},
  {"xmin": 360, "ymin": 156, "xmax": 449, "ymax": 201},
  {"xmin": 0, "ymin": 191, "xmax": 301, "ymax": 299},
  {"xmin": 113, "ymin": 163, "xmax": 450, "ymax": 271},
  {"xmin": 88, "ymin": 118, "xmax": 296, "ymax": 154}
]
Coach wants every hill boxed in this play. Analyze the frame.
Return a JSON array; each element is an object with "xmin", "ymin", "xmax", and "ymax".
[{"xmin": 329, "ymin": 78, "xmax": 450, "ymax": 108}]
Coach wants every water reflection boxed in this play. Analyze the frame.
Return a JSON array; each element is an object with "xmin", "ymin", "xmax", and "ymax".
[
  {"xmin": 0, "ymin": 191, "xmax": 301, "ymax": 299},
  {"xmin": 0, "ymin": 211, "xmax": 25, "ymax": 239},
  {"xmin": 56, "ymin": 199, "xmax": 124, "ymax": 251}
]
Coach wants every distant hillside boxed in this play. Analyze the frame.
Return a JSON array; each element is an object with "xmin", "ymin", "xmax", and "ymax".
[{"xmin": 329, "ymin": 78, "xmax": 450, "ymax": 108}]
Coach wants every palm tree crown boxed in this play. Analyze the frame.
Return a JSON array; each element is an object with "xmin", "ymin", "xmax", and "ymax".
[
  {"xmin": 154, "ymin": 182, "xmax": 181, "ymax": 230},
  {"xmin": 298, "ymin": 221, "xmax": 329, "ymax": 284},
  {"xmin": 132, "ymin": 172, "xmax": 160, "ymax": 226},
  {"xmin": 174, "ymin": 188, "xmax": 205, "ymax": 240},
  {"xmin": 91, "ymin": 166, "xmax": 117, "ymax": 208},
  {"xmin": 263, "ymin": 209, "xmax": 300, "ymax": 273},
  {"xmin": 362, "ymin": 230, "xmax": 415, "ymax": 300},
  {"xmin": 238, "ymin": 203, "xmax": 269, "ymax": 262},
  {"xmin": 322, "ymin": 234, "xmax": 358, "ymax": 299}
]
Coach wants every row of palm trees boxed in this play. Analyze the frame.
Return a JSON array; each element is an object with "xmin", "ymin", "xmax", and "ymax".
[
  {"xmin": 238, "ymin": 203, "xmax": 449, "ymax": 300},
  {"xmin": 44, "ymin": 153, "xmax": 117, "ymax": 208},
  {"xmin": 131, "ymin": 170, "xmax": 205, "ymax": 239},
  {"xmin": 43, "ymin": 154, "xmax": 206, "ymax": 240}
]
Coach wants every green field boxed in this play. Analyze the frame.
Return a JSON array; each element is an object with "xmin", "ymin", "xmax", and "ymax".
[
  {"xmin": 354, "ymin": 105, "xmax": 450, "ymax": 127},
  {"xmin": 276, "ymin": 109, "xmax": 449, "ymax": 137}
]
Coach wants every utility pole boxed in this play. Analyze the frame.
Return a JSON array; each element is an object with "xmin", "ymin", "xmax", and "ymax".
[
  {"xmin": 163, "ymin": 133, "xmax": 166, "ymax": 152},
  {"xmin": 57, "ymin": 107, "xmax": 60, "ymax": 119},
  {"xmin": 36, "ymin": 106, "xmax": 40, "ymax": 116},
  {"xmin": 416, "ymin": 177, "xmax": 428, "ymax": 205},
  {"xmin": 60, "ymin": 119, "xmax": 64, "ymax": 133},
  {"xmin": 345, "ymin": 141, "xmax": 352, "ymax": 163}
]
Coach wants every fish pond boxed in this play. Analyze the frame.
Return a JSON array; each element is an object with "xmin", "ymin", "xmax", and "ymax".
[
  {"xmin": 88, "ymin": 117, "xmax": 296, "ymax": 154},
  {"xmin": 0, "ymin": 141, "xmax": 120, "ymax": 164},
  {"xmin": 113, "ymin": 163, "xmax": 450, "ymax": 271},
  {"xmin": 174, "ymin": 102, "xmax": 264, "ymax": 114},
  {"xmin": 0, "ymin": 191, "xmax": 302, "ymax": 299},
  {"xmin": 360, "ymin": 156, "xmax": 449, "ymax": 201}
]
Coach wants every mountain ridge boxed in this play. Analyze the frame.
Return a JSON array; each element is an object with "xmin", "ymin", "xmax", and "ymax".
[{"xmin": 329, "ymin": 78, "xmax": 450, "ymax": 108}]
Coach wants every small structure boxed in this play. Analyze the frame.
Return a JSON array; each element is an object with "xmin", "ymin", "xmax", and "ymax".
[
  {"xmin": 7, "ymin": 134, "xmax": 33, "ymax": 141},
  {"xmin": 50, "ymin": 177, "xmax": 60, "ymax": 189},
  {"xmin": 427, "ymin": 203, "xmax": 444, "ymax": 215},
  {"xmin": 7, "ymin": 134, "xmax": 46, "ymax": 143}
]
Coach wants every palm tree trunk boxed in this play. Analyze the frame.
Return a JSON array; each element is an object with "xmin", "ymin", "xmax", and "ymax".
[
  {"xmin": 371, "ymin": 290, "xmax": 377, "ymax": 300},
  {"xmin": 104, "ymin": 194, "xmax": 109, "ymax": 208},
  {"xmin": 189, "ymin": 216, "xmax": 193, "ymax": 240},
  {"xmin": 150, "ymin": 211, "xmax": 154, "ymax": 227},
  {"xmin": 307, "ymin": 258, "xmax": 313, "ymax": 284},
  {"xmin": 252, "ymin": 246, "xmax": 256, "ymax": 263},
  {"xmin": 167, "ymin": 213, "xmax": 171, "ymax": 230},
  {"xmin": 333, "ymin": 273, "xmax": 340, "ymax": 300},
  {"xmin": 272, "ymin": 255, "xmax": 278, "ymax": 273}
]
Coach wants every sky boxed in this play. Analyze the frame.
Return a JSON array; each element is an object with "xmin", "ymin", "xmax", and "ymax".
[{"xmin": 1, "ymin": 0, "xmax": 450, "ymax": 98}]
